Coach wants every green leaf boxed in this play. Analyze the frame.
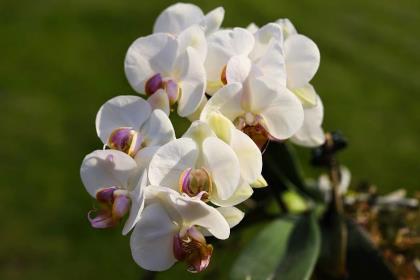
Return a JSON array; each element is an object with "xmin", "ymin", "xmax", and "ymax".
[
  {"xmin": 264, "ymin": 142, "xmax": 323, "ymax": 201},
  {"xmin": 275, "ymin": 212, "xmax": 321, "ymax": 280},
  {"xmin": 230, "ymin": 217, "xmax": 296, "ymax": 280},
  {"xmin": 345, "ymin": 219, "xmax": 396, "ymax": 280}
]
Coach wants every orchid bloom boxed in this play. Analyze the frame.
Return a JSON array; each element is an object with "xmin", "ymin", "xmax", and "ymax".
[
  {"xmin": 205, "ymin": 24, "xmax": 286, "ymax": 95},
  {"xmin": 277, "ymin": 19, "xmax": 325, "ymax": 147},
  {"xmin": 153, "ymin": 3, "xmax": 225, "ymax": 36},
  {"xmin": 148, "ymin": 120, "xmax": 253, "ymax": 206},
  {"xmin": 80, "ymin": 149, "xmax": 147, "ymax": 235},
  {"xmin": 246, "ymin": 19, "xmax": 325, "ymax": 147},
  {"xmin": 130, "ymin": 186, "xmax": 230, "ymax": 272},
  {"xmin": 201, "ymin": 82, "xmax": 303, "ymax": 150},
  {"xmin": 125, "ymin": 29, "xmax": 207, "ymax": 117},
  {"xmin": 96, "ymin": 95, "xmax": 175, "ymax": 157}
]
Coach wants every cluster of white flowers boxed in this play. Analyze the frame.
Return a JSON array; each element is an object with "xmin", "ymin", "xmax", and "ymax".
[{"xmin": 80, "ymin": 3, "xmax": 325, "ymax": 273}]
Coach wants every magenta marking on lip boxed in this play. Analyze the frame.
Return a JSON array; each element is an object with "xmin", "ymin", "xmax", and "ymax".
[{"xmin": 145, "ymin": 73, "xmax": 163, "ymax": 95}]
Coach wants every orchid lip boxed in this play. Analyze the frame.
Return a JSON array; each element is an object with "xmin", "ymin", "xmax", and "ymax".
[
  {"xmin": 173, "ymin": 227, "xmax": 213, "ymax": 273},
  {"xmin": 145, "ymin": 73, "xmax": 163, "ymax": 95},
  {"xmin": 179, "ymin": 168, "xmax": 212, "ymax": 201},
  {"xmin": 108, "ymin": 127, "xmax": 143, "ymax": 157},
  {"xmin": 88, "ymin": 188, "xmax": 131, "ymax": 229},
  {"xmin": 96, "ymin": 186, "xmax": 118, "ymax": 204},
  {"xmin": 164, "ymin": 79, "xmax": 180, "ymax": 105}
]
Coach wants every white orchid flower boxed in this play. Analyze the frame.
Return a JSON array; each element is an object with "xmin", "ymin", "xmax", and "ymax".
[
  {"xmin": 290, "ymin": 91, "xmax": 325, "ymax": 147},
  {"xmin": 205, "ymin": 24, "xmax": 286, "ymax": 94},
  {"xmin": 201, "ymin": 110, "xmax": 265, "ymax": 190},
  {"xmin": 125, "ymin": 30, "xmax": 207, "ymax": 117},
  {"xmin": 153, "ymin": 3, "xmax": 225, "ymax": 36},
  {"xmin": 130, "ymin": 186, "xmax": 230, "ymax": 272},
  {"xmin": 148, "ymin": 120, "xmax": 252, "ymax": 206},
  {"xmin": 96, "ymin": 95, "xmax": 175, "ymax": 157},
  {"xmin": 80, "ymin": 149, "xmax": 147, "ymax": 235},
  {"xmin": 247, "ymin": 20, "xmax": 325, "ymax": 147},
  {"xmin": 201, "ymin": 82, "xmax": 303, "ymax": 150},
  {"xmin": 276, "ymin": 19, "xmax": 325, "ymax": 147}
]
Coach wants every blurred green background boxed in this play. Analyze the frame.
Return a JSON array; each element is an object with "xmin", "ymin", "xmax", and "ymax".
[{"xmin": 1, "ymin": 0, "xmax": 419, "ymax": 279}]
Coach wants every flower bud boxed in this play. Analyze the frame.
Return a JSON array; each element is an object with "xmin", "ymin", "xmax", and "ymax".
[
  {"xmin": 145, "ymin": 73, "xmax": 163, "ymax": 95},
  {"xmin": 108, "ymin": 127, "xmax": 143, "ymax": 157},
  {"xmin": 173, "ymin": 227, "xmax": 213, "ymax": 273},
  {"xmin": 179, "ymin": 168, "xmax": 212, "ymax": 201}
]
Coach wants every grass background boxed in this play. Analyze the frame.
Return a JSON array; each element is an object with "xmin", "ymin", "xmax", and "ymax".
[{"xmin": 1, "ymin": 0, "xmax": 419, "ymax": 279}]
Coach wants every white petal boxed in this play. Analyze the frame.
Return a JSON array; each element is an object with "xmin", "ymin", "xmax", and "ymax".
[
  {"xmin": 202, "ymin": 7, "xmax": 224, "ymax": 34},
  {"xmin": 250, "ymin": 175, "xmax": 268, "ymax": 188},
  {"xmin": 130, "ymin": 202, "xmax": 178, "ymax": 271},
  {"xmin": 208, "ymin": 28, "xmax": 255, "ymax": 57},
  {"xmin": 226, "ymin": 55, "xmax": 252, "ymax": 84},
  {"xmin": 250, "ymin": 23, "xmax": 283, "ymax": 61},
  {"xmin": 201, "ymin": 206, "xmax": 244, "ymax": 237},
  {"xmin": 242, "ymin": 77, "xmax": 279, "ymax": 113},
  {"xmin": 203, "ymin": 137, "xmax": 240, "ymax": 200},
  {"xmin": 148, "ymin": 138, "xmax": 199, "ymax": 190},
  {"xmin": 173, "ymin": 194, "xmax": 230, "ymax": 239},
  {"xmin": 204, "ymin": 44, "xmax": 231, "ymax": 94},
  {"xmin": 125, "ymin": 33, "xmax": 178, "ymax": 93},
  {"xmin": 186, "ymin": 96, "xmax": 208, "ymax": 122},
  {"xmin": 123, "ymin": 170, "xmax": 147, "ymax": 235},
  {"xmin": 153, "ymin": 3, "xmax": 204, "ymax": 35},
  {"xmin": 141, "ymin": 109, "xmax": 175, "ymax": 147},
  {"xmin": 291, "ymin": 93, "xmax": 325, "ymax": 147},
  {"xmin": 177, "ymin": 25, "xmax": 207, "ymax": 62},
  {"xmin": 204, "ymin": 28, "xmax": 255, "ymax": 91},
  {"xmin": 205, "ymin": 112, "xmax": 262, "ymax": 183},
  {"xmin": 145, "ymin": 186, "xmax": 230, "ymax": 239},
  {"xmin": 133, "ymin": 146, "xmax": 160, "ymax": 174},
  {"xmin": 216, "ymin": 207, "xmax": 244, "ymax": 228},
  {"xmin": 260, "ymin": 87, "xmax": 304, "ymax": 140},
  {"xmin": 230, "ymin": 128, "xmax": 262, "ymax": 183},
  {"xmin": 291, "ymin": 83, "xmax": 318, "ymax": 107},
  {"xmin": 80, "ymin": 150, "xmax": 138, "ymax": 197},
  {"xmin": 147, "ymin": 89, "xmax": 170, "ymax": 116},
  {"xmin": 285, "ymin": 34, "xmax": 320, "ymax": 88},
  {"xmin": 182, "ymin": 120, "xmax": 215, "ymax": 144},
  {"xmin": 211, "ymin": 180, "xmax": 253, "ymax": 207},
  {"xmin": 276, "ymin": 18, "xmax": 297, "ymax": 38},
  {"xmin": 95, "ymin": 95, "xmax": 151, "ymax": 145},
  {"xmin": 205, "ymin": 111, "xmax": 233, "ymax": 143},
  {"xmin": 252, "ymin": 26, "xmax": 287, "ymax": 89},
  {"xmin": 176, "ymin": 47, "xmax": 206, "ymax": 117},
  {"xmin": 246, "ymin": 23, "xmax": 259, "ymax": 34},
  {"xmin": 200, "ymin": 83, "xmax": 244, "ymax": 121}
]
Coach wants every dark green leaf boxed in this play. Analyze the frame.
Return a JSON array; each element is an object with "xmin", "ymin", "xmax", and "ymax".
[
  {"xmin": 230, "ymin": 217, "xmax": 296, "ymax": 280},
  {"xmin": 274, "ymin": 212, "xmax": 321, "ymax": 280},
  {"xmin": 264, "ymin": 142, "xmax": 323, "ymax": 201},
  {"xmin": 345, "ymin": 218, "xmax": 396, "ymax": 280}
]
